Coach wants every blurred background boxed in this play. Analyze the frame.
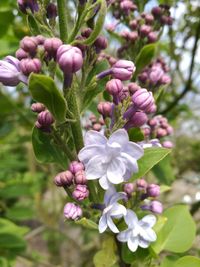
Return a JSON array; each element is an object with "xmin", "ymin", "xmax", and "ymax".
[{"xmin": 0, "ymin": 0, "xmax": 199, "ymax": 266}]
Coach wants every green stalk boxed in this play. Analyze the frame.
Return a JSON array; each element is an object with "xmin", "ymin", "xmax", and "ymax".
[
  {"xmin": 67, "ymin": 86, "xmax": 84, "ymax": 153},
  {"xmin": 57, "ymin": 0, "xmax": 68, "ymax": 42}
]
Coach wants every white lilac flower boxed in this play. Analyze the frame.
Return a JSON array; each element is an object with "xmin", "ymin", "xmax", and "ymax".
[
  {"xmin": 99, "ymin": 187, "xmax": 127, "ymax": 233},
  {"xmin": 138, "ymin": 139, "xmax": 162, "ymax": 149},
  {"xmin": 117, "ymin": 209, "xmax": 157, "ymax": 252},
  {"xmin": 78, "ymin": 129, "xmax": 144, "ymax": 190}
]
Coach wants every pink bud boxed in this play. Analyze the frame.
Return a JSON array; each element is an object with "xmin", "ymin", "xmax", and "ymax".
[
  {"xmin": 74, "ymin": 170, "xmax": 87, "ymax": 185},
  {"xmin": 112, "ymin": 60, "xmax": 136, "ymax": 81},
  {"xmin": 166, "ymin": 126, "xmax": 173, "ymax": 135},
  {"xmin": 94, "ymin": 36, "xmax": 108, "ymax": 51},
  {"xmin": 64, "ymin": 203, "xmax": 82, "ymax": 220},
  {"xmin": 129, "ymin": 19, "xmax": 138, "ymax": 30},
  {"xmin": 20, "ymin": 58, "xmax": 41, "ymax": 75},
  {"xmin": 128, "ymin": 82, "xmax": 141, "ymax": 94},
  {"xmin": 57, "ymin": 45, "xmax": 83, "ymax": 73},
  {"xmin": 106, "ymin": 79, "xmax": 123, "ymax": 96},
  {"xmin": 136, "ymin": 178, "xmax": 148, "ymax": 191},
  {"xmin": 54, "ymin": 171, "xmax": 74, "ymax": 186},
  {"xmin": 72, "ymin": 185, "xmax": 89, "ymax": 201},
  {"xmin": 36, "ymin": 35, "xmax": 46, "ymax": 45},
  {"xmin": 148, "ymin": 32, "xmax": 158, "ymax": 43},
  {"xmin": 124, "ymin": 183, "xmax": 135, "ymax": 197},
  {"xmin": 20, "ymin": 36, "xmax": 38, "ymax": 54},
  {"xmin": 162, "ymin": 140, "xmax": 174, "ymax": 148},
  {"xmin": 44, "ymin": 37, "xmax": 63, "ymax": 58},
  {"xmin": 161, "ymin": 74, "xmax": 171, "ymax": 84},
  {"xmin": 147, "ymin": 184, "xmax": 160, "ymax": 197},
  {"xmin": 81, "ymin": 28, "xmax": 92, "ymax": 38},
  {"xmin": 31, "ymin": 103, "xmax": 45, "ymax": 113},
  {"xmin": 69, "ymin": 161, "xmax": 84, "ymax": 175},
  {"xmin": 15, "ymin": 48, "xmax": 29, "ymax": 60},
  {"xmin": 138, "ymin": 72, "xmax": 148, "ymax": 83},
  {"xmin": 145, "ymin": 14, "xmax": 154, "ymax": 24},
  {"xmin": 93, "ymin": 123, "xmax": 102, "ymax": 131},
  {"xmin": 156, "ymin": 128, "xmax": 167, "ymax": 138},
  {"xmin": 140, "ymin": 25, "xmax": 152, "ymax": 38},
  {"xmin": 150, "ymin": 200, "xmax": 163, "ymax": 214},
  {"xmin": 151, "ymin": 6, "xmax": 162, "ymax": 17},
  {"xmin": 132, "ymin": 88, "xmax": 155, "ymax": 113},
  {"xmin": 97, "ymin": 102, "xmax": 112, "ymax": 117},
  {"xmin": 37, "ymin": 110, "xmax": 54, "ymax": 126}
]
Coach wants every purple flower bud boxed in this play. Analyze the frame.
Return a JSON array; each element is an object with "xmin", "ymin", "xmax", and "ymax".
[
  {"xmin": 156, "ymin": 128, "xmax": 167, "ymax": 138},
  {"xmin": 128, "ymin": 82, "xmax": 141, "ymax": 94},
  {"xmin": 35, "ymin": 121, "xmax": 51, "ymax": 133},
  {"xmin": 44, "ymin": 38, "xmax": 63, "ymax": 59},
  {"xmin": 149, "ymin": 67, "xmax": 164, "ymax": 85},
  {"xmin": 72, "ymin": 185, "xmax": 89, "ymax": 201},
  {"xmin": 166, "ymin": 17, "xmax": 173, "ymax": 26},
  {"xmin": 74, "ymin": 170, "xmax": 87, "ymax": 185},
  {"xmin": 145, "ymin": 14, "xmax": 154, "ymax": 24},
  {"xmin": 15, "ymin": 48, "xmax": 29, "ymax": 60},
  {"xmin": 37, "ymin": 110, "xmax": 54, "ymax": 126},
  {"xmin": 64, "ymin": 203, "xmax": 82, "ymax": 220},
  {"xmin": 162, "ymin": 140, "xmax": 174, "ymax": 149},
  {"xmin": 124, "ymin": 183, "xmax": 135, "ymax": 197},
  {"xmin": 160, "ymin": 15, "xmax": 169, "ymax": 25},
  {"xmin": 69, "ymin": 161, "xmax": 84, "ymax": 175},
  {"xmin": 148, "ymin": 32, "xmax": 158, "ymax": 43},
  {"xmin": 97, "ymin": 102, "xmax": 112, "ymax": 118},
  {"xmin": 146, "ymin": 103, "xmax": 157, "ymax": 114},
  {"xmin": 31, "ymin": 103, "xmax": 45, "ymax": 113},
  {"xmin": 129, "ymin": 19, "xmax": 138, "ymax": 30},
  {"xmin": 94, "ymin": 36, "xmax": 108, "ymax": 52},
  {"xmin": 119, "ymin": 86, "xmax": 129, "ymax": 101},
  {"xmin": 166, "ymin": 126, "xmax": 173, "ymax": 135},
  {"xmin": 0, "ymin": 56, "xmax": 27, "ymax": 86},
  {"xmin": 136, "ymin": 178, "xmax": 148, "ymax": 191},
  {"xmin": 128, "ymin": 31, "xmax": 138, "ymax": 42},
  {"xmin": 20, "ymin": 58, "xmax": 41, "ymax": 75},
  {"xmin": 147, "ymin": 184, "xmax": 160, "ymax": 197},
  {"xmin": 140, "ymin": 25, "xmax": 152, "ymax": 37},
  {"xmin": 120, "ymin": 0, "xmax": 137, "ymax": 14},
  {"xmin": 57, "ymin": 45, "xmax": 83, "ymax": 74},
  {"xmin": 81, "ymin": 28, "xmax": 92, "ymax": 38},
  {"xmin": 46, "ymin": 3, "xmax": 57, "ymax": 19},
  {"xmin": 54, "ymin": 170, "xmax": 74, "ymax": 186},
  {"xmin": 138, "ymin": 72, "xmax": 148, "ymax": 83},
  {"xmin": 142, "ymin": 127, "xmax": 151, "ymax": 137},
  {"xmin": 36, "ymin": 35, "xmax": 46, "ymax": 45},
  {"xmin": 125, "ymin": 111, "xmax": 148, "ymax": 129},
  {"xmin": 20, "ymin": 36, "xmax": 38, "ymax": 54},
  {"xmin": 111, "ymin": 60, "xmax": 135, "ymax": 81},
  {"xmin": 17, "ymin": 0, "xmax": 39, "ymax": 14},
  {"xmin": 150, "ymin": 200, "xmax": 163, "ymax": 214},
  {"xmin": 106, "ymin": 79, "xmax": 123, "ymax": 96},
  {"xmin": 132, "ymin": 88, "xmax": 155, "ymax": 113},
  {"xmin": 148, "ymin": 118, "xmax": 158, "ymax": 127},
  {"xmin": 151, "ymin": 6, "xmax": 162, "ymax": 17}
]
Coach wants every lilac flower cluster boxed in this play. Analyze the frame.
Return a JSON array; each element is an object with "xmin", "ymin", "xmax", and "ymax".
[
  {"xmin": 138, "ymin": 58, "xmax": 171, "ymax": 88},
  {"xmin": 83, "ymin": 114, "xmax": 105, "ymax": 132}
]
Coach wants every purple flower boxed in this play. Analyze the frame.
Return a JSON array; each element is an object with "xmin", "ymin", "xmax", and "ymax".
[
  {"xmin": 17, "ymin": 0, "xmax": 39, "ymax": 14},
  {"xmin": 132, "ymin": 88, "xmax": 155, "ymax": 113},
  {"xmin": 111, "ymin": 60, "xmax": 136, "ymax": 81},
  {"xmin": 0, "ymin": 56, "xmax": 27, "ymax": 86},
  {"xmin": 147, "ymin": 184, "xmax": 160, "ymax": 197}
]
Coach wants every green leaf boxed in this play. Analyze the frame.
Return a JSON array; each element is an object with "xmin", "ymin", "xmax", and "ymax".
[
  {"xmin": 6, "ymin": 205, "xmax": 34, "ymax": 221},
  {"xmin": 32, "ymin": 127, "xmax": 68, "ymax": 167},
  {"xmin": 82, "ymin": 0, "xmax": 107, "ymax": 45},
  {"xmin": 75, "ymin": 218, "xmax": 98, "ymax": 230},
  {"xmin": 93, "ymin": 236, "xmax": 117, "ymax": 267},
  {"xmin": 152, "ymin": 205, "xmax": 196, "ymax": 254},
  {"xmin": 0, "ymin": 218, "xmax": 29, "ymax": 236},
  {"xmin": 0, "ymin": 257, "xmax": 9, "ymax": 267},
  {"xmin": 0, "ymin": 184, "xmax": 32, "ymax": 199},
  {"xmin": 153, "ymin": 155, "xmax": 176, "ymax": 185},
  {"xmin": 82, "ymin": 60, "xmax": 110, "ymax": 111},
  {"xmin": 122, "ymin": 244, "xmax": 149, "ymax": 264},
  {"xmin": 160, "ymin": 256, "xmax": 179, "ymax": 267},
  {"xmin": 0, "ymin": 10, "xmax": 14, "ymax": 37},
  {"xmin": 134, "ymin": 44, "xmax": 156, "ymax": 75},
  {"xmin": 128, "ymin": 128, "xmax": 144, "ymax": 142},
  {"xmin": 131, "ymin": 148, "xmax": 171, "ymax": 180},
  {"xmin": 29, "ymin": 74, "xmax": 67, "ymax": 123},
  {"xmin": 0, "ymin": 233, "xmax": 26, "ymax": 252},
  {"xmin": 174, "ymin": 256, "xmax": 200, "ymax": 267}
]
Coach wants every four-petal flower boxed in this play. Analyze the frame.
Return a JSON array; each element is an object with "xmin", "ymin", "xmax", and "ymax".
[{"xmin": 117, "ymin": 209, "xmax": 157, "ymax": 252}]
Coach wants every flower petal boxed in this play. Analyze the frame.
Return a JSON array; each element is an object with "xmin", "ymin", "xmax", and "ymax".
[
  {"xmin": 108, "ymin": 129, "xmax": 129, "ymax": 147},
  {"xmin": 138, "ymin": 237, "xmax": 150, "ymax": 248},
  {"xmin": 84, "ymin": 130, "xmax": 107, "ymax": 146},
  {"xmin": 117, "ymin": 229, "xmax": 131, "ymax": 242},
  {"xmin": 99, "ymin": 175, "xmax": 111, "ymax": 190},
  {"xmin": 104, "ymin": 186, "xmax": 117, "ymax": 205},
  {"xmin": 85, "ymin": 156, "xmax": 106, "ymax": 179},
  {"xmin": 107, "ymin": 216, "xmax": 119, "ymax": 233},
  {"xmin": 140, "ymin": 215, "xmax": 157, "ymax": 228},
  {"xmin": 124, "ymin": 209, "xmax": 138, "ymax": 228},
  {"xmin": 122, "ymin": 142, "xmax": 144, "ymax": 160},
  {"xmin": 139, "ymin": 228, "xmax": 157, "ymax": 242},
  {"xmin": 121, "ymin": 153, "xmax": 139, "ymax": 175},
  {"xmin": 78, "ymin": 145, "xmax": 105, "ymax": 165},
  {"xmin": 110, "ymin": 203, "xmax": 127, "ymax": 217},
  {"xmin": 127, "ymin": 236, "xmax": 139, "ymax": 252},
  {"xmin": 110, "ymin": 192, "xmax": 127, "ymax": 205},
  {"xmin": 107, "ymin": 158, "xmax": 125, "ymax": 184},
  {"xmin": 98, "ymin": 215, "xmax": 108, "ymax": 233}
]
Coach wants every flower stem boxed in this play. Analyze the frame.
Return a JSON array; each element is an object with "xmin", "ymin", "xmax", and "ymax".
[
  {"xmin": 66, "ymin": 85, "xmax": 84, "ymax": 153},
  {"xmin": 57, "ymin": 0, "xmax": 68, "ymax": 42}
]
